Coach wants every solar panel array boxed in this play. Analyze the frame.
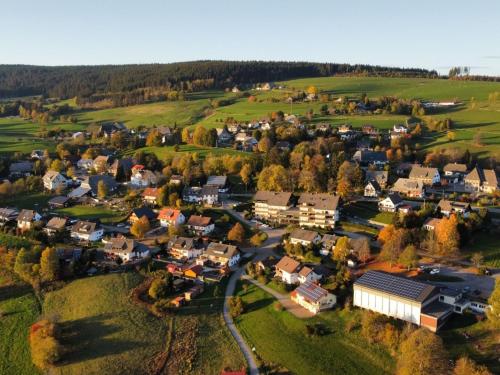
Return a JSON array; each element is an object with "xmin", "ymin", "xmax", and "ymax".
[
  {"xmin": 355, "ymin": 271, "xmax": 435, "ymax": 302},
  {"xmin": 295, "ymin": 281, "xmax": 327, "ymax": 303}
]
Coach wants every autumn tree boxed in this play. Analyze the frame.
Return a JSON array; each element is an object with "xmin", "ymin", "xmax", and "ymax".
[
  {"xmin": 181, "ymin": 127, "xmax": 190, "ymax": 143},
  {"xmin": 228, "ymin": 222, "xmax": 245, "ymax": 244},
  {"xmin": 228, "ymin": 296, "xmax": 245, "ymax": 317},
  {"xmin": 30, "ymin": 319, "xmax": 62, "ymax": 370},
  {"xmin": 257, "ymin": 137, "xmax": 272, "ymax": 153},
  {"xmin": 97, "ymin": 180, "xmax": 108, "ymax": 200},
  {"xmin": 149, "ymin": 278, "xmax": 169, "ymax": 300},
  {"xmin": 486, "ymin": 278, "xmax": 500, "ymax": 328},
  {"xmin": 397, "ymin": 328, "xmax": 448, "ymax": 375},
  {"xmin": 471, "ymin": 252, "xmax": 484, "ymax": 268},
  {"xmin": 146, "ymin": 129, "xmax": 162, "ymax": 146},
  {"xmin": 357, "ymin": 237, "xmax": 371, "ymax": 263},
  {"xmin": 379, "ymin": 228, "xmax": 409, "ymax": 266},
  {"xmin": 398, "ymin": 245, "xmax": 418, "ymax": 270},
  {"xmin": 257, "ymin": 164, "xmax": 292, "ymax": 192},
  {"xmin": 378, "ymin": 225, "xmax": 395, "ymax": 244},
  {"xmin": 130, "ymin": 216, "xmax": 151, "ymax": 238},
  {"xmin": 40, "ymin": 247, "xmax": 59, "ymax": 282},
  {"xmin": 336, "ymin": 161, "xmax": 363, "ymax": 198},
  {"xmin": 453, "ymin": 356, "xmax": 492, "ymax": 375},
  {"xmin": 240, "ymin": 163, "xmax": 252, "ymax": 191},
  {"xmin": 333, "ymin": 236, "xmax": 350, "ymax": 262},
  {"xmin": 434, "ymin": 214, "xmax": 460, "ymax": 255}
]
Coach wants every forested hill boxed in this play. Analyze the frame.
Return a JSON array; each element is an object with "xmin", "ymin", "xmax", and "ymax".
[{"xmin": 0, "ymin": 61, "xmax": 437, "ymax": 99}]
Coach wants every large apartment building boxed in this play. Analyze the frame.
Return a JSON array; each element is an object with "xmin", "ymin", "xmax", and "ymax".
[
  {"xmin": 254, "ymin": 191, "xmax": 340, "ymax": 229},
  {"xmin": 298, "ymin": 193, "xmax": 340, "ymax": 229}
]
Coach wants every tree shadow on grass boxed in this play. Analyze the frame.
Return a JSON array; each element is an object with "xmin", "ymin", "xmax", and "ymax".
[
  {"xmin": 244, "ymin": 297, "xmax": 274, "ymax": 313},
  {"xmin": 57, "ymin": 313, "xmax": 141, "ymax": 365},
  {"xmin": 0, "ymin": 283, "xmax": 31, "ymax": 303}
]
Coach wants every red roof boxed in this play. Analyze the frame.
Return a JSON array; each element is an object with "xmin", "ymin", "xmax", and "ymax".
[
  {"xmin": 187, "ymin": 215, "xmax": 212, "ymax": 227},
  {"xmin": 132, "ymin": 164, "xmax": 145, "ymax": 171},
  {"xmin": 158, "ymin": 208, "xmax": 181, "ymax": 221},
  {"xmin": 142, "ymin": 187, "xmax": 159, "ymax": 198},
  {"xmin": 221, "ymin": 371, "xmax": 246, "ymax": 375},
  {"xmin": 186, "ymin": 265, "xmax": 203, "ymax": 276}
]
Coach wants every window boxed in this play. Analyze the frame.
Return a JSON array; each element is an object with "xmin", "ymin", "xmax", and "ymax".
[{"xmin": 439, "ymin": 296, "xmax": 444, "ymax": 301}]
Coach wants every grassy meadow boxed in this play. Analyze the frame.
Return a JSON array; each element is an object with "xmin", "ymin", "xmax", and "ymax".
[
  {"xmin": 0, "ymin": 279, "xmax": 41, "ymax": 375},
  {"xmin": 43, "ymin": 273, "xmax": 169, "ymax": 375},
  {"xmin": 54, "ymin": 205, "xmax": 128, "ymax": 224},
  {"xmin": 234, "ymin": 281, "xmax": 394, "ymax": 375}
]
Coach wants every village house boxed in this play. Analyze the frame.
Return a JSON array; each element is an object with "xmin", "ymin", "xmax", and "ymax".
[
  {"xmin": 443, "ymin": 163, "xmax": 468, "ymax": 183},
  {"xmin": 378, "ymin": 193, "xmax": 403, "ymax": 212},
  {"xmin": 9, "ymin": 161, "xmax": 33, "ymax": 178},
  {"xmin": 71, "ymin": 220, "xmax": 104, "ymax": 242},
  {"xmin": 365, "ymin": 170, "xmax": 389, "ymax": 188},
  {"xmin": 30, "ymin": 150, "xmax": 45, "ymax": 160},
  {"xmin": 253, "ymin": 191, "xmax": 293, "ymax": 223},
  {"xmin": 297, "ymin": 266, "xmax": 322, "ymax": 284},
  {"xmin": 183, "ymin": 186, "xmax": 219, "ymax": 205},
  {"xmin": 353, "ymin": 150, "xmax": 388, "ymax": 168},
  {"xmin": 393, "ymin": 124, "xmax": 408, "ymax": 133},
  {"xmin": 104, "ymin": 238, "xmax": 150, "ymax": 262},
  {"xmin": 142, "ymin": 187, "xmax": 160, "ymax": 206},
  {"xmin": 364, "ymin": 180, "xmax": 382, "ymax": 197},
  {"xmin": 167, "ymin": 236, "xmax": 203, "ymax": 259},
  {"xmin": 48, "ymin": 196, "xmax": 71, "ymax": 209},
  {"xmin": 128, "ymin": 206, "xmax": 156, "ymax": 224},
  {"xmin": 216, "ymin": 127, "xmax": 233, "ymax": 144},
  {"xmin": 291, "ymin": 281, "xmax": 336, "ymax": 315},
  {"xmin": 298, "ymin": 193, "xmax": 340, "ymax": 229},
  {"xmin": 157, "ymin": 126, "xmax": 175, "ymax": 144},
  {"xmin": 108, "ymin": 158, "xmax": 134, "ymax": 178},
  {"xmin": 158, "ymin": 208, "xmax": 185, "ymax": 227},
  {"xmin": 184, "ymin": 284, "xmax": 204, "ymax": 301},
  {"xmin": 353, "ymin": 271, "xmax": 476, "ymax": 332},
  {"xmin": 362, "ymin": 125, "xmax": 379, "ymax": 136},
  {"xmin": 169, "ymin": 175, "xmax": 183, "ymax": 185},
  {"xmin": 320, "ymin": 234, "xmax": 338, "ymax": 256},
  {"xmin": 409, "ymin": 165, "xmax": 440, "ymax": 186},
  {"xmin": 77, "ymin": 158, "xmax": 94, "ymax": 170},
  {"xmin": 130, "ymin": 165, "xmax": 158, "ymax": 187},
  {"xmin": 203, "ymin": 242, "xmax": 240, "ymax": 267},
  {"xmin": 80, "ymin": 175, "xmax": 118, "ymax": 196},
  {"xmin": 391, "ymin": 178, "xmax": 425, "ymax": 198},
  {"xmin": 206, "ymin": 175, "xmax": 229, "ymax": 193},
  {"xmin": 93, "ymin": 155, "xmax": 111, "ymax": 173},
  {"xmin": 44, "ymin": 217, "xmax": 68, "ymax": 237},
  {"xmin": 275, "ymin": 256, "xmax": 301, "ymax": 284},
  {"xmin": 43, "ymin": 170, "xmax": 69, "ymax": 191},
  {"xmin": 0, "ymin": 208, "xmax": 19, "ymax": 226},
  {"xmin": 423, "ymin": 217, "xmax": 442, "ymax": 231},
  {"xmin": 337, "ymin": 124, "xmax": 352, "ymax": 134},
  {"xmin": 464, "ymin": 167, "xmax": 498, "ymax": 194},
  {"xmin": 184, "ymin": 264, "xmax": 204, "ymax": 279},
  {"xmin": 289, "ymin": 228, "xmax": 321, "ymax": 247},
  {"xmin": 186, "ymin": 215, "xmax": 214, "ymax": 236},
  {"xmin": 437, "ymin": 199, "xmax": 472, "ymax": 217},
  {"xmin": 17, "ymin": 209, "xmax": 41, "ymax": 232}
]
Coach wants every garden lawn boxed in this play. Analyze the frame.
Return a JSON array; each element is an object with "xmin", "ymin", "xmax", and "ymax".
[
  {"xmin": 2, "ymin": 192, "xmax": 53, "ymax": 210},
  {"xmin": 43, "ymin": 273, "xmax": 169, "ymax": 375},
  {"xmin": 234, "ymin": 282, "xmax": 394, "ymax": 375},
  {"xmin": 54, "ymin": 205, "xmax": 127, "ymax": 223},
  {"xmin": 123, "ymin": 144, "xmax": 249, "ymax": 160},
  {"xmin": 343, "ymin": 201, "xmax": 396, "ymax": 224},
  {"xmin": 464, "ymin": 231, "xmax": 500, "ymax": 268},
  {"xmin": 0, "ymin": 279, "xmax": 41, "ymax": 375}
]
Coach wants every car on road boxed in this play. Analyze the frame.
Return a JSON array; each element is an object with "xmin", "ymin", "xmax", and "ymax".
[
  {"xmin": 430, "ymin": 268, "xmax": 440, "ymax": 275},
  {"xmin": 462, "ymin": 286, "xmax": 471, "ymax": 293}
]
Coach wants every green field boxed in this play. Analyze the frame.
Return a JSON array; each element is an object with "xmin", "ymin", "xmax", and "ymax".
[
  {"xmin": 343, "ymin": 201, "xmax": 396, "ymax": 224},
  {"xmin": 124, "ymin": 144, "xmax": 249, "ymax": 160},
  {"xmin": 43, "ymin": 273, "xmax": 168, "ymax": 375},
  {"xmin": 234, "ymin": 281, "xmax": 394, "ymax": 375},
  {"xmin": 464, "ymin": 231, "xmax": 500, "ymax": 267},
  {"xmin": 3, "ymin": 192, "xmax": 53, "ymax": 210},
  {"xmin": 54, "ymin": 205, "xmax": 128, "ymax": 223},
  {"xmin": 0, "ymin": 279, "xmax": 41, "ymax": 375}
]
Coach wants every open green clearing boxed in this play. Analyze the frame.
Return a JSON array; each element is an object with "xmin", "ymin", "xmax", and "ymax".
[
  {"xmin": 0, "ymin": 278, "xmax": 41, "ymax": 375},
  {"xmin": 124, "ymin": 144, "xmax": 249, "ymax": 160},
  {"xmin": 343, "ymin": 201, "xmax": 396, "ymax": 224},
  {"xmin": 43, "ymin": 273, "xmax": 168, "ymax": 375},
  {"xmin": 3, "ymin": 192, "xmax": 52, "ymax": 210},
  {"xmin": 234, "ymin": 281, "xmax": 394, "ymax": 375},
  {"xmin": 464, "ymin": 231, "xmax": 500, "ymax": 268},
  {"xmin": 54, "ymin": 205, "xmax": 128, "ymax": 224}
]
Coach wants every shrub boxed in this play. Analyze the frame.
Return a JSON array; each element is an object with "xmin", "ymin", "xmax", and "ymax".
[
  {"xmin": 228, "ymin": 296, "xmax": 245, "ymax": 318},
  {"xmin": 305, "ymin": 323, "xmax": 329, "ymax": 337},
  {"xmin": 273, "ymin": 301, "xmax": 284, "ymax": 311},
  {"xmin": 29, "ymin": 319, "xmax": 63, "ymax": 370}
]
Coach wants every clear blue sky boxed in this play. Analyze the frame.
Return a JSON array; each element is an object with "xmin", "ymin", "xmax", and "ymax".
[{"xmin": 1, "ymin": 0, "xmax": 499, "ymax": 75}]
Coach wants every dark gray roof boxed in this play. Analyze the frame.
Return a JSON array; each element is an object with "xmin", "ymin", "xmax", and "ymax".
[
  {"xmin": 294, "ymin": 281, "xmax": 329, "ymax": 303},
  {"xmin": 354, "ymin": 271, "xmax": 437, "ymax": 303},
  {"xmin": 48, "ymin": 196, "xmax": 70, "ymax": 206}
]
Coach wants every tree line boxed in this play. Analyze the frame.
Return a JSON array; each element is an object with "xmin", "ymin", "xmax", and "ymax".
[{"xmin": 0, "ymin": 61, "xmax": 437, "ymax": 99}]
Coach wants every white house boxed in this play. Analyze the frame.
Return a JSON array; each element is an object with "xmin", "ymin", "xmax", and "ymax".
[
  {"xmin": 104, "ymin": 238, "xmax": 150, "ymax": 262},
  {"xmin": 378, "ymin": 193, "xmax": 403, "ymax": 212},
  {"xmin": 204, "ymin": 242, "xmax": 240, "ymax": 267},
  {"xmin": 289, "ymin": 228, "xmax": 321, "ymax": 247},
  {"xmin": 71, "ymin": 221, "xmax": 103, "ymax": 242},
  {"xmin": 43, "ymin": 171, "xmax": 68, "ymax": 191},
  {"xmin": 167, "ymin": 236, "xmax": 203, "ymax": 260},
  {"xmin": 130, "ymin": 167, "xmax": 158, "ymax": 188},
  {"xmin": 291, "ymin": 281, "xmax": 336, "ymax": 315},
  {"xmin": 157, "ymin": 208, "xmax": 185, "ymax": 227},
  {"xmin": 17, "ymin": 210, "xmax": 41, "ymax": 231},
  {"xmin": 77, "ymin": 158, "xmax": 94, "ymax": 170},
  {"xmin": 364, "ymin": 180, "xmax": 382, "ymax": 198},
  {"xmin": 186, "ymin": 215, "xmax": 215, "ymax": 236},
  {"xmin": 275, "ymin": 256, "xmax": 301, "ymax": 284},
  {"xmin": 297, "ymin": 266, "xmax": 322, "ymax": 284}
]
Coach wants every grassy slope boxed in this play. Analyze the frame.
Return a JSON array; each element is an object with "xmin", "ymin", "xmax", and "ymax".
[
  {"xmin": 43, "ymin": 273, "xmax": 168, "ymax": 375},
  {"xmin": 235, "ymin": 282, "xmax": 393, "ymax": 375},
  {"xmin": 0, "ymin": 279, "xmax": 41, "ymax": 375}
]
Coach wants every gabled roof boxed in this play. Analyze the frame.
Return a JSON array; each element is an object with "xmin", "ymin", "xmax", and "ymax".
[
  {"xmin": 443, "ymin": 163, "xmax": 467, "ymax": 173},
  {"xmin": 354, "ymin": 271, "xmax": 437, "ymax": 303},
  {"xmin": 298, "ymin": 266, "xmax": 313, "ymax": 277},
  {"xmin": 82, "ymin": 175, "xmax": 117, "ymax": 194},
  {"xmin": 385, "ymin": 193, "xmax": 403, "ymax": 205},
  {"xmin": 17, "ymin": 209, "xmax": 38, "ymax": 222},
  {"xmin": 131, "ymin": 206, "xmax": 156, "ymax": 220},
  {"xmin": 275, "ymin": 256, "xmax": 301, "ymax": 274},
  {"xmin": 201, "ymin": 185, "xmax": 219, "ymax": 196},
  {"xmin": 205, "ymin": 242, "xmax": 239, "ymax": 259},
  {"xmin": 423, "ymin": 217, "xmax": 442, "ymax": 228},
  {"xmin": 0, "ymin": 208, "xmax": 18, "ymax": 220},
  {"xmin": 46, "ymin": 217, "xmax": 67, "ymax": 230},
  {"xmin": 437, "ymin": 199, "xmax": 470, "ymax": 212},
  {"xmin": 72, "ymin": 220, "xmax": 98, "ymax": 233},
  {"xmin": 48, "ymin": 196, "xmax": 71, "ymax": 206},
  {"xmin": 43, "ymin": 170, "xmax": 64, "ymax": 181},
  {"xmin": 187, "ymin": 215, "xmax": 212, "ymax": 227},
  {"xmin": 290, "ymin": 228, "xmax": 319, "ymax": 242},
  {"xmin": 409, "ymin": 166, "xmax": 439, "ymax": 180},
  {"xmin": 169, "ymin": 236, "xmax": 197, "ymax": 250},
  {"xmin": 142, "ymin": 187, "xmax": 159, "ymax": 198},
  {"xmin": 68, "ymin": 186, "xmax": 92, "ymax": 198},
  {"xmin": 9, "ymin": 161, "xmax": 33, "ymax": 173},
  {"xmin": 206, "ymin": 175, "xmax": 227, "ymax": 187},
  {"xmin": 294, "ymin": 281, "xmax": 329, "ymax": 303},
  {"xmin": 254, "ymin": 191, "xmax": 292, "ymax": 207},
  {"xmin": 104, "ymin": 238, "xmax": 145, "ymax": 254},
  {"xmin": 366, "ymin": 179, "xmax": 381, "ymax": 191},
  {"xmin": 354, "ymin": 150, "xmax": 387, "ymax": 163},
  {"xmin": 158, "ymin": 208, "xmax": 182, "ymax": 221},
  {"xmin": 298, "ymin": 193, "xmax": 340, "ymax": 211},
  {"xmin": 392, "ymin": 178, "xmax": 424, "ymax": 192}
]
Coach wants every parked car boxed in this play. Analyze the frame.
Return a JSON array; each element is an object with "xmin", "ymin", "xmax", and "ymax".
[{"xmin": 430, "ymin": 268, "xmax": 440, "ymax": 275}]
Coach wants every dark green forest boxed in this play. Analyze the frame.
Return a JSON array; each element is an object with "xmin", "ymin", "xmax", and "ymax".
[{"xmin": 0, "ymin": 60, "xmax": 437, "ymax": 99}]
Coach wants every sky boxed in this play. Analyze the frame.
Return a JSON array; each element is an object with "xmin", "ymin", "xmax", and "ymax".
[{"xmin": 1, "ymin": 0, "xmax": 499, "ymax": 76}]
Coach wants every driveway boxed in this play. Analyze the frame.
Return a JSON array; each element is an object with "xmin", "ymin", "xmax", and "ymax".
[
  {"xmin": 242, "ymin": 274, "xmax": 315, "ymax": 319},
  {"xmin": 223, "ymin": 267, "xmax": 259, "ymax": 375}
]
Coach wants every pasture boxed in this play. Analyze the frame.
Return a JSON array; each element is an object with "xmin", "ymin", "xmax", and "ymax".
[
  {"xmin": 43, "ymin": 273, "xmax": 169, "ymax": 375},
  {"xmin": 234, "ymin": 281, "xmax": 394, "ymax": 375}
]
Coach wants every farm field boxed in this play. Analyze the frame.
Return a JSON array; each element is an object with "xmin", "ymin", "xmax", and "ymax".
[
  {"xmin": 43, "ymin": 273, "xmax": 169, "ymax": 375},
  {"xmin": 54, "ymin": 205, "xmax": 128, "ymax": 224},
  {"xmin": 0, "ymin": 279, "xmax": 41, "ymax": 375},
  {"xmin": 234, "ymin": 281, "xmax": 394, "ymax": 375}
]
